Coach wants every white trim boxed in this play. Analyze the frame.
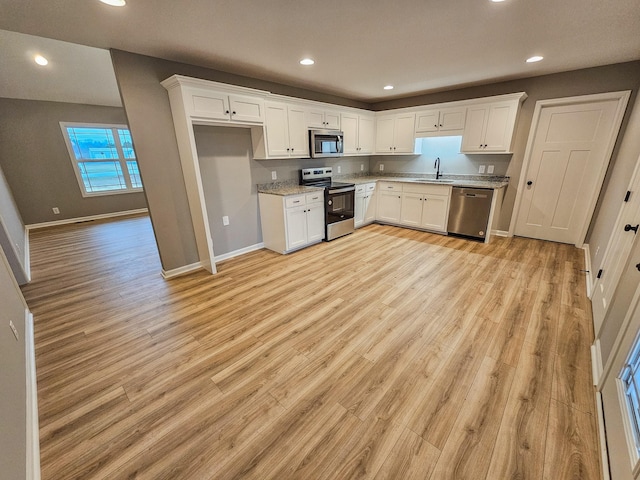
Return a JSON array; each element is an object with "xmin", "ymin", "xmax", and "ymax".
[
  {"xmin": 25, "ymin": 312, "xmax": 40, "ymax": 480},
  {"xmin": 161, "ymin": 262, "xmax": 205, "ymax": 279},
  {"xmin": 583, "ymin": 243, "xmax": 593, "ymax": 298},
  {"xmin": 595, "ymin": 391, "xmax": 611, "ymax": 480},
  {"xmin": 26, "ymin": 208, "xmax": 148, "ymax": 230},
  {"xmin": 593, "ymin": 340, "xmax": 604, "ymax": 386},
  {"xmin": 214, "ymin": 243, "xmax": 265, "ymax": 263},
  {"xmin": 491, "ymin": 229, "xmax": 509, "ymax": 237},
  {"xmin": 509, "ymin": 91, "xmax": 631, "ymax": 243},
  {"xmin": 23, "ymin": 226, "xmax": 31, "ymax": 283}
]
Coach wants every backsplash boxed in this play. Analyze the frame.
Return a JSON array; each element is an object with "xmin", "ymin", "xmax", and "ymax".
[{"xmin": 369, "ymin": 136, "xmax": 512, "ymax": 177}]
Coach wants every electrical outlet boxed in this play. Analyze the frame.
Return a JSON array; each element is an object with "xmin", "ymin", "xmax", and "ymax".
[
  {"xmin": 487, "ymin": 165, "xmax": 495, "ymax": 174},
  {"xmin": 360, "ymin": 164, "xmax": 364, "ymax": 171},
  {"xmin": 478, "ymin": 165, "xmax": 485, "ymax": 174},
  {"xmin": 222, "ymin": 216, "xmax": 230, "ymax": 226},
  {"xmin": 52, "ymin": 207, "xmax": 60, "ymax": 214},
  {"xmin": 9, "ymin": 321, "xmax": 19, "ymax": 341},
  {"xmin": 271, "ymin": 171, "xmax": 277, "ymax": 180},
  {"xmin": 337, "ymin": 166, "xmax": 341, "ymax": 174},
  {"xmin": 379, "ymin": 164, "xmax": 384, "ymax": 172}
]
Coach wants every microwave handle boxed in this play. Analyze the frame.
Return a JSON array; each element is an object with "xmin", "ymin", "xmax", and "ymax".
[{"xmin": 337, "ymin": 135, "xmax": 343, "ymax": 151}]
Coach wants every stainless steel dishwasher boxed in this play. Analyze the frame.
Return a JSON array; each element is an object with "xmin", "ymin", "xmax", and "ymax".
[{"xmin": 447, "ymin": 187, "xmax": 494, "ymax": 240}]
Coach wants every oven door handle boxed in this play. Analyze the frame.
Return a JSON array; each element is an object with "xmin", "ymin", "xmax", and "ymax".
[{"xmin": 328, "ymin": 187, "xmax": 355, "ymax": 194}]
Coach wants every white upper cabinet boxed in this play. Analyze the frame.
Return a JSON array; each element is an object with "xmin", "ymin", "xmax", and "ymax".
[
  {"xmin": 415, "ymin": 107, "xmax": 466, "ymax": 135},
  {"xmin": 306, "ymin": 108, "xmax": 341, "ymax": 130},
  {"xmin": 264, "ymin": 102, "xmax": 309, "ymax": 158},
  {"xmin": 375, "ymin": 113, "xmax": 418, "ymax": 154},
  {"xmin": 460, "ymin": 95, "xmax": 526, "ymax": 153},
  {"xmin": 188, "ymin": 87, "xmax": 265, "ymax": 124},
  {"xmin": 341, "ymin": 112, "xmax": 375, "ymax": 155}
]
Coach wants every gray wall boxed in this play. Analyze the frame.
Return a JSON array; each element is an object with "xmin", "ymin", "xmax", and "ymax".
[
  {"xmin": 0, "ymin": 165, "xmax": 29, "ymax": 284},
  {"xmin": 371, "ymin": 61, "xmax": 640, "ymax": 232},
  {"xmin": 110, "ymin": 49, "xmax": 369, "ymax": 271},
  {"xmin": 0, "ymin": 98, "xmax": 147, "ymax": 225},
  {"xmin": 0, "ymin": 247, "xmax": 29, "ymax": 480},
  {"xmin": 194, "ymin": 125, "xmax": 369, "ymax": 257}
]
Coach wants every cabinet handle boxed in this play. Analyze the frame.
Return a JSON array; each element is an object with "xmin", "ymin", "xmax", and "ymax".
[
  {"xmin": 232, "ymin": 111, "xmax": 237, "ymax": 115},
  {"xmin": 293, "ymin": 200, "xmax": 300, "ymax": 203},
  {"xmin": 434, "ymin": 124, "xmax": 438, "ymax": 128},
  {"xmin": 439, "ymin": 124, "xmax": 443, "ymax": 127},
  {"xmin": 625, "ymin": 224, "xmax": 639, "ymax": 234},
  {"xmin": 527, "ymin": 180, "xmax": 533, "ymax": 186},
  {"xmin": 389, "ymin": 147, "xmax": 393, "ymax": 151},
  {"xmin": 398, "ymin": 196, "xmax": 401, "ymax": 199},
  {"xmin": 636, "ymin": 263, "xmax": 640, "ymax": 272},
  {"xmin": 225, "ymin": 110, "xmax": 230, "ymax": 114}
]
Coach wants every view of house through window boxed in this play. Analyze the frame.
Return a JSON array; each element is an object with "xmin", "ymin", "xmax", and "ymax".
[{"xmin": 60, "ymin": 123, "xmax": 143, "ymax": 196}]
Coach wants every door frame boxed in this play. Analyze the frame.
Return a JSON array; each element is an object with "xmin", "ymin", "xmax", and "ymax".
[{"xmin": 508, "ymin": 91, "xmax": 631, "ymax": 246}]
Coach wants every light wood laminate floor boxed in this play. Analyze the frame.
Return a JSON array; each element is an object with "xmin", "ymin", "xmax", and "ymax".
[{"xmin": 22, "ymin": 215, "xmax": 601, "ymax": 479}]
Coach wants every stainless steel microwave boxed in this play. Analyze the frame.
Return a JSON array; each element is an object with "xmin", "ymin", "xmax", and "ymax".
[{"xmin": 309, "ymin": 129, "xmax": 344, "ymax": 158}]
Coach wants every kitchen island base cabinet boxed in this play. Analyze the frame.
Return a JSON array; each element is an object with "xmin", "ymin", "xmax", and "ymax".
[{"xmin": 259, "ymin": 192, "xmax": 325, "ymax": 254}]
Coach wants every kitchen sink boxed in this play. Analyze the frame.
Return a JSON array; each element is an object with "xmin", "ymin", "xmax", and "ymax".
[{"xmin": 409, "ymin": 179, "xmax": 454, "ymax": 184}]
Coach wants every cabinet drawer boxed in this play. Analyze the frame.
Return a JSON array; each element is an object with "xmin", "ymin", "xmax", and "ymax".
[
  {"xmin": 378, "ymin": 182, "xmax": 402, "ymax": 192},
  {"xmin": 355, "ymin": 185, "xmax": 366, "ymax": 194},
  {"xmin": 305, "ymin": 192, "xmax": 324, "ymax": 204},
  {"xmin": 402, "ymin": 183, "xmax": 451, "ymax": 196},
  {"xmin": 285, "ymin": 195, "xmax": 306, "ymax": 208},
  {"xmin": 366, "ymin": 183, "xmax": 376, "ymax": 192}
]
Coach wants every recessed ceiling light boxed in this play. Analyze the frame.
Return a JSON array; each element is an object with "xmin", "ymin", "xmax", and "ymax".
[
  {"xmin": 34, "ymin": 55, "xmax": 48, "ymax": 66},
  {"xmin": 384, "ymin": 85, "xmax": 394, "ymax": 90},
  {"xmin": 99, "ymin": 0, "xmax": 126, "ymax": 6},
  {"xmin": 526, "ymin": 55, "xmax": 544, "ymax": 63},
  {"xmin": 491, "ymin": 0, "xmax": 506, "ymax": 3},
  {"xmin": 300, "ymin": 58, "xmax": 315, "ymax": 66}
]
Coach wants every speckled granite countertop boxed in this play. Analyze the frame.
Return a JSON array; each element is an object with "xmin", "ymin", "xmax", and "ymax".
[
  {"xmin": 257, "ymin": 182, "xmax": 324, "ymax": 196},
  {"xmin": 341, "ymin": 174, "xmax": 509, "ymax": 189},
  {"xmin": 258, "ymin": 174, "xmax": 509, "ymax": 196}
]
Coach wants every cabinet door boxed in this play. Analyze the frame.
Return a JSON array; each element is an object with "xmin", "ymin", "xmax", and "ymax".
[
  {"xmin": 483, "ymin": 103, "xmax": 514, "ymax": 151},
  {"xmin": 341, "ymin": 113, "xmax": 359, "ymax": 155},
  {"xmin": 324, "ymin": 111, "xmax": 341, "ymax": 130},
  {"xmin": 354, "ymin": 193, "xmax": 366, "ymax": 228},
  {"xmin": 285, "ymin": 205, "xmax": 308, "ymax": 250},
  {"xmin": 358, "ymin": 115, "xmax": 375, "ymax": 154},
  {"xmin": 421, "ymin": 194, "xmax": 449, "ymax": 232},
  {"xmin": 306, "ymin": 204, "xmax": 325, "ymax": 242},
  {"xmin": 461, "ymin": 105, "xmax": 488, "ymax": 152},
  {"xmin": 400, "ymin": 192, "xmax": 424, "ymax": 227},
  {"xmin": 189, "ymin": 89, "xmax": 230, "ymax": 121},
  {"xmin": 229, "ymin": 94, "xmax": 264, "ymax": 123},
  {"xmin": 378, "ymin": 191, "xmax": 402, "ymax": 223},
  {"xmin": 415, "ymin": 110, "xmax": 440, "ymax": 133},
  {"xmin": 364, "ymin": 192, "xmax": 377, "ymax": 224},
  {"xmin": 264, "ymin": 102, "xmax": 291, "ymax": 157},
  {"xmin": 439, "ymin": 107, "xmax": 466, "ymax": 131},
  {"xmin": 287, "ymin": 106, "xmax": 309, "ymax": 157},
  {"xmin": 375, "ymin": 116, "xmax": 396, "ymax": 153},
  {"xmin": 393, "ymin": 114, "xmax": 416, "ymax": 153}
]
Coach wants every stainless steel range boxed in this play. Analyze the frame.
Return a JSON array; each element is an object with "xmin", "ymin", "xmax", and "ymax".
[{"xmin": 300, "ymin": 167, "xmax": 355, "ymax": 241}]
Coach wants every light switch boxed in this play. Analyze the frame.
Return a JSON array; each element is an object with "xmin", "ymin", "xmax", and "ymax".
[
  {"xmin": 271, "ymin": 171, "xmax": 277, "ymax": 180},
  {"xmin": 479, "ymin": 165, "xmax": 486, "ymax": 174},
  {"xmin": 487, "ymin": 165, "xmax": 495, "ymax": 174},
  {"xmin": 379, "ymin": 164, "xmax": 384, "ymax": 171},
  {"xmin": 360, "ymin": 164, "xmax": 364, "ymax": 171},
  {"xmin": 337, "ymin": 166, "xmax": 341, "ymax": 173},
  {"xmin": 222, "ymin": 216, "xmax": 230, "ymax": 226}
]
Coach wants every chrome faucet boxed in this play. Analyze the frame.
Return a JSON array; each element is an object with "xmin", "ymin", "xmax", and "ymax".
[{"xmin": 434, "ymin": 157, "xmax": 442, "ymax": 179}]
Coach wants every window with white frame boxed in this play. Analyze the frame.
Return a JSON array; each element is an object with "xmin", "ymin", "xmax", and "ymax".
[
  {"xmin": 622, "ymin": 335, "xmax": 640, "ymax": 456},
  {"xmin": 60, "ymin": 123, "xmax": 143, "ymax": 196}
]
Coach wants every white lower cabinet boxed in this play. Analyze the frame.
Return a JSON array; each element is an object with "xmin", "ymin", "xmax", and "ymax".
[
  {"xmin": 259, "ymin": 192, "xmax": 325, "ymax": 253},
  {"xmin": 399, "ymin": 184, "xmax": 451, "ymax": 232},
  {"xmin": 377, "ymin": 182, "xmax": 403, "ymax": 223},
  {"xmin": 354, "ymin": 183, "xmax": 377, "ymax": 228}
]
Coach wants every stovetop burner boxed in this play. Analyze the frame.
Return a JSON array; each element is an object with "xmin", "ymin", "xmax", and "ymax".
[{"xmin": 300, "ymin": 167, "xmax": 355, "ymax": 190}]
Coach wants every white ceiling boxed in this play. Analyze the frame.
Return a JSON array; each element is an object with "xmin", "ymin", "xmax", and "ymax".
[{"xmin": 0, "ymin": 0, "xmax": 639, "ymax": 104}]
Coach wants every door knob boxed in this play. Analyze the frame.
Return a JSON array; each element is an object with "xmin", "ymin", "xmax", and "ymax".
[
  {"xmin": 527, "ymin": 181, "xmax": 533, "ymax": 186},
  {"xmin": 624, "ymin": 224, "xmax": 639, "ymax": 233},
  {"xmin": 637, "ymin": 263, "xmax": 640, "ymax": 272}
]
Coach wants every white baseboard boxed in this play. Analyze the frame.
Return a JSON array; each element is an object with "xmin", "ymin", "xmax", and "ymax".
[
  {"xmin": 592, "ymin": 340, "xmax": 604, "ymax": 387},
  {"xmin": 214, "ymin": 243, "xmax": 264, "ymax": 263},
  {"xmin": 491, "ymin": 229, "xmax": 509, "ymax": 237},
  {"xmin": 583, "ymin": 243, "xmax": 593, "ymax": 298},
  {"xmin": 25, "ymin": 312, "xmax": 40, "ymax": 480},
  {"xmin": 595, "ymin": 391, "xmax": 611, "ymax": 480},
  {"xmin": 23, "ymin": 226, "xmax": 31, "ymax": 283},
  {"xmin": 161, "ymin": 262, "xmax": 205, "ymax": 279},
  {"xmin": 26, "ymin": 208, "xmax": 149, "ymax": 230}
]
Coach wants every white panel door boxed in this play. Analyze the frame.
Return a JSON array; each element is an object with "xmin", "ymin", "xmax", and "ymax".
[
  {"xmin": 285, "ymin": 205, "xmax": 307, "ymax": 250},
  {"xmin": 601, "ymin": 285, "xmax": 640, "ymax": 480},
  {"xmin": 592, "ymin": 158, "xmax": 640, "ymax": 335},
  {"xmin": 515, "ymin": 97, "xmax": 624, "ymax": 245}
]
